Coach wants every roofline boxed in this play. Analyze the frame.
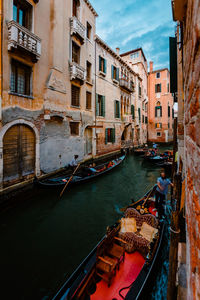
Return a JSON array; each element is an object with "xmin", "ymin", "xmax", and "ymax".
[
  {"xmin": 84, "ymin": 0, "xmax": 98, "ymax": 17},
  {"xmin": 120, "ymin": 48, "xmax": 147, "ymax": 62},
  {"xmin": 95, "ymin": 35, "xmax": 142, "ymax": 80},
  {"xmin": 148, "ymin": 68, "xmax": 169, "ymax": 74}
]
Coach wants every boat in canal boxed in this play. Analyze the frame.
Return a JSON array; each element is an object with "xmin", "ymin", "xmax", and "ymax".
[
  {"xmin": 36, "ymin": 155, "xmax": 126, "ymax": 188},
  {"xmin": 52, "ymin": 186, "xmax": 165, "ymax": 300},
  {"xmin": 133, "ymin": 147, "xmax": 148, "ymax": 155},
  {"xmin": 144, "ymin": 155, "xmax": 168, "ymax": 163}
]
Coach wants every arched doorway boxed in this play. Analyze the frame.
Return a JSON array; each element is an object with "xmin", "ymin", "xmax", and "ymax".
[
  {"xmin": 84, "ymin": 127, "xmax": 92, "ymax": 156},
  {"xmin": 3, "ymin": 124, "xmax": 36, "ymax": 186}
]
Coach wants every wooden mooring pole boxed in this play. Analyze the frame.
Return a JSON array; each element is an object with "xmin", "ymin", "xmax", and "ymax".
[{"xmin": 167, "ymin": 117, "xmax": 182, "ymax": 300}]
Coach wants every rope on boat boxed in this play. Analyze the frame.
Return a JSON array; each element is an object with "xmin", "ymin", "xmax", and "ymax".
[{"xmin": 169, "ymin": 227, "xmax": 180, "ymax": 234}]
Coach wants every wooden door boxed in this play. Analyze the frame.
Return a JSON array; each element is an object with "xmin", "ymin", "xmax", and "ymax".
[{"xmin": 3, "ymin": 125, "xmax": 36, "ymax": 186}]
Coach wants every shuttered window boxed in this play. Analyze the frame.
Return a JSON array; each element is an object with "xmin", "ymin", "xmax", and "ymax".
[
  {"xmin": 142, "ymin": 115, "xmax": 144, "ymax": 123},
  {"xmin": 155, "ymin": 106, "xmax": 162, "ymax": 117},
  {"xmin": 138, "ymin": 108, "xmax": 141, "ymax": 122},
  {"xmin": 70, "ymin": 122, "xmax": 79, "ymax": 135},
  {"xmin": 111, "ymin": 65, "xmax": 119, "ymax": 81},
  {"xmin": 131, "ymin": 105, "xmax": 135, "ymax": 120},
  {"xmin": 86, "ymin": 91, "xmax": 92, "ymax": 109},
  {"xmin": 99, "ymin": 56, "xmax": 107, "ymax": 73},
  {"xmin": 72, "ymin": 41, "xmax": 80, "ymax": 64},
  {"xmin": 86, "ymin": 61, "xmax": 91, "ymax": 82},
  {"xmin": 155, "ymin": 123, "xmax": 162, "ymax": 129},
  {"xmin": 155, "ymin": 84, "xmax": 162, "ymax": 93},
  {"xmin": 114, "ymin": 100, "xmax": 120, "ymax": 118},
  {"xmin": 145, "ymin": 116, "xmax": 148, "ymax": 124},
  {"xmin": 96, "ymin": 94, "xmax": 105, "ymax": 117},
  {"xmin": 168, "ymin": 106, "xmax": 170, "ymax": 117},
  {"xmin": 105, "ymin": 128, "xmax": 115, "ymax": 144},
  {"xmin": 10, "ymin": 60, "xmax": 32, "ymax": 96},
  {"xmin": 71, "ymin": 85, "xmax": 80, "ymax": 107}
]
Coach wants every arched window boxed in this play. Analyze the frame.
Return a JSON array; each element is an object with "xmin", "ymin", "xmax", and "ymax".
[{"xmin": 155, "ymin": 101, "xmax": 162, "ymax": 117}]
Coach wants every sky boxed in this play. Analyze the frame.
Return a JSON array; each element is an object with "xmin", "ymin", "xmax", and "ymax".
[{"xmin": 90, "ymin": 0, "xmax": 175, "ymax": 71}]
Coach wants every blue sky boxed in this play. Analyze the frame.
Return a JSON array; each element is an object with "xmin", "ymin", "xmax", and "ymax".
[{"xmin": 90, "ymin": 0, "xmax": 175, "ymax": 70}]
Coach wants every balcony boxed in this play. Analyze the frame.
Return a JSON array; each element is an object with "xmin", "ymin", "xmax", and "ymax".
[
  {"xmin": 8, "ymin": 20, "xmax": 41, "ymax": 61},
  {"xmin": 122, "ymin": 114, "xmax": 133, "ymax": 123},
  {"xmin": 119, "ymin": 78, "xmax": 134, "ymax": 92},
  {"xmin": 69, "ymin": 62, "xmax": 86, "ymax": 83},
  {"xmin": 70, "ymin": 16, "xmax": 86, "ymax": 43}
]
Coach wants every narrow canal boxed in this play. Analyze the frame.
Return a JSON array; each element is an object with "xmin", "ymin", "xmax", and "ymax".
[{"xmin": 0, "ymin": 151, "xmax": 171, "ymax": 300}]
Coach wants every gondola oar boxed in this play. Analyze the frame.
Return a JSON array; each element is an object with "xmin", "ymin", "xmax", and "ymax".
[
  {"xmin": 60, "ymin": 164, "xmax": 80, "ymax": 197},
  {"xmin": 120, "ymin": 188, "xmax": 154, "ymax": 212}
]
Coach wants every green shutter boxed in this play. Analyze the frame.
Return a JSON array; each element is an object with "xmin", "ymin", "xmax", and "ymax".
[
  {"xmin": 172, "ymin": 108, "xmax": 174, "ymax": 118},
  {"xmin": 160, "ymin": 106, "xmax": 162, "ymax": 117},
  {"xmin": 168, "ymin": 106, "xmax": 170, "ymax": 117},
  {"xmin": 116, "ymin": 68, "xmax": 119, "ymax": 81},
  {"xmin": 138, "ymin": 108, "xmax": 141, "ymax": 122},
  {"xmin": 114, "ymin": 100, "xmax": 116, "ymax": 118},
  {"xmin": 104, "ymin": 59, "xmax": 107, "ymax": 74},
  {"xmin": 160, "ymin": 84, "xmax": 162, "ymax": 92},
  {"xmin": 155, "ymin": 85, "xmax": 157, "ymax": 93},
  {"xmin": 105, "ymin": 128, "xmax": 108, "ymax": 144},
  {"xmin": 112, "ymin": 128, "xmax": 115, "ymax": 144},
  {"xmin": 131, "ymin": 105, "xmax": 135, "ymax": 119},
  {"xmin": 111, "ymin": 65, "xmax": 114, "ymax": 79},
  {"xmin": 117, "ymin": 101, "xmax": 120, "ymax": 118},
  {"xmin": 99, "ymin": 56, "xmax": 101, "ymax": 71},
  {"xmin": 155, "ymin": 107, "xmax": 157, "ymax": 117},
  {"xmin": 96, "ymin": 94, "xmax": 99, "ymax": 116},
  {"xmin": 102, "ymin": 96, "xmax": 105, "ymax": 117}
]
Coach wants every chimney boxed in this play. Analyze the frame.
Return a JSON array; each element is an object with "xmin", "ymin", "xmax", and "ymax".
[
  {"xmin": 150, "ymin": 61, "xmax": 153, "ymax": 73},
  {"xmin": 116, "ymin": 47, "xmax": 120, "ymax": 55}
]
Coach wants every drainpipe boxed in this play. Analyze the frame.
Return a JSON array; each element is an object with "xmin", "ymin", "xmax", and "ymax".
[{"xmin": 0, "ymin": 0, "xmax": 3, "ymax": 127}]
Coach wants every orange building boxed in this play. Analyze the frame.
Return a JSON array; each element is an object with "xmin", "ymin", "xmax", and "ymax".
[{"xmin": 147, "ymin": 62, "xmax": 174, "ymax": 143}]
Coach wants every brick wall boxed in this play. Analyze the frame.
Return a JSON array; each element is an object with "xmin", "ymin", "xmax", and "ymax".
[{"xmin": 183, "ymin": 0, "xmax": 200, "ymax": 298}]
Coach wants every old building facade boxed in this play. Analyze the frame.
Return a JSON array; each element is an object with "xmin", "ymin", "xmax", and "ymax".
[
  {"xmin": 148, "ymin": 62, "xmax": 174, "ymax": 143},
  {"xmin": 172, "ymin": 0, "xmax": 200, "ymax": 299}
]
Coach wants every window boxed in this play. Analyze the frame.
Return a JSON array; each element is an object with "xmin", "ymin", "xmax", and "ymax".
[
  {"xmin": 157, "ymin": 132, "xmax": 161, "ymax": 137},
  {"xmin": 156, "ymin": 72, "xmax": 160, "ymax": 78},
  {"xmin": 13, "ymin": 0, "xmax": 32, "ymax": 30},
  {"xmin": 70, "ymin": 122, "xmax": 79, "ymax": 135},
  {"xmin": 131, "ymin": 105, "xmax": 135, "ymax": 120},
  {"xmin": 142, "ymin": 102, "xmax": 144, "ymax": 110},
  {"xmin": 138, "ymin": 83, "xmax": 142, "ymax": 96},
  {"xmin": 99, "ymin": 56, "xmax": 106, "ymax": 74},
  {"xmin": 86, "ymin": 22, "xmax": 92, "ymax": 39},
  {"xmin": 86, "ymin": 61, "xmax": 91, "ymax": 82},
  {"xmin": 72, "ymin": 41, "xmax": 80, "ymax": 64},
  {"xmin": 138, "ymin": 108, "xmax": 141, "ymax": 122},
  {"xmin": 142, "ymin": 115, "xmax": 144, "ymax": 123},
  {"xmin": 155, "ymin": 84, "xmax": 161, "ymax": 93},
  {"xmin": 168, "ymin": 122, "xmax": 170, "ymax": 128},
  {"xmin": 71, "ymin": 85, "xmax": 80, "ymax": 107},
  {"xmin": 105, "ymin": 128, "xmax": 115, "ymax": 144},
  {"xmin": 10, "ymin": 60, "xmax": 32, "ymax": 96},
  {"xmin": 111, "ymin": 65, "xmax": 119, "ymax": 81},
  {"xmin": 145, "ymin": 116, "xmax": 148, "ymax": 124},
  {"xmin": 155, "ymin": 123, "xmax": 162, "ymax": 129},
  {"xmin": 130, "ymin": 52, "xmax": 139, "ymax": 59},
  {"xmin": 86, "ymin": 91, "xmax": 92, "ymax": 109},
  {"xmin": 145, "ymin": 103, "xmax": 148, "ymax": 112},
  {"xmin": 168, "ymin": 106, "xmax": 171, "ymax": 117},
  {"xmin": 167, "ymin": 83, "xmax": 170, "ymax": 92},
  {"xmin": 114, "ymin": 100, "xmax": 120, "ymax": 118},
  {"xmin": 73, "ymin": 0, "xmax": 80, "ymax": 17},
  {"xmin": 155, "ymin": 102, "xmax": 162, "ymax": 117},
  {"xmin": 172, "ymin": 108, "xmax": 174, "ymax": 118},
  {"xmin": 96, "ymin": 94, "xmax": 105, "ymax": 117}
]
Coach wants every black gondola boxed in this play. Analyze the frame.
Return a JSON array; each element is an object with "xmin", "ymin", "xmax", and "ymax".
[
  {"xmin": 52, "ymin": 187, "xmax": 165, "ymax": 300},
  {"xmin": 35, "ymin": 155, "xmax": 125, "ymax": 188}
]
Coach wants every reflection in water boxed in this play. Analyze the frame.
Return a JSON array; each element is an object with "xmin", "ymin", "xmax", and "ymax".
[{"xmin": 0, "ymin": 152, "xmax": 171, "ymax": 300}]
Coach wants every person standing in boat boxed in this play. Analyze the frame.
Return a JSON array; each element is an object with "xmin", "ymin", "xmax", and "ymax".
[
  {"xmin": 155, "ymin": 171, "xmax": 173, "ymax": 218},
  {"xmin": 69, "ymin": 155, "xmax": 79, "ymax": 171}
]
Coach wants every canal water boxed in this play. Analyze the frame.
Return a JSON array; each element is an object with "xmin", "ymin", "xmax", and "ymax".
[{"xmin": 0, "ymin": 151, "xmax": 172, "ymax": 300}]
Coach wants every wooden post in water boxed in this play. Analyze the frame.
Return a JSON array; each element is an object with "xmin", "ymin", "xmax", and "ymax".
[{"xmin": 167, "ymin": 117, "xmax": 182, "ymax": 299}]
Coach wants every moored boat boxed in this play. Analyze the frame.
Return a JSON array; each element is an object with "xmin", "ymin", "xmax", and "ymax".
[
  {"xmin": 52, "ymin": 186, "xmax": 165, "ymax": 300},
  {"xmin": 35, "ymin": 155, "xmax": 125, "ymax": 188},
  {"xmin": 133, "ymin": 147, "xmax": 148, "ymax": 155}
]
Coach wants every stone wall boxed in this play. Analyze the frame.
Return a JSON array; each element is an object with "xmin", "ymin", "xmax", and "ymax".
[{"xmin": 183, "ymin": 0, "xmax": 200, "ymax": 298}]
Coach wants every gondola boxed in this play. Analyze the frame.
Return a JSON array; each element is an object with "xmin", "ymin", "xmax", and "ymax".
[
  {"xmin": 133, "ymin": 148, "xmax": 148, "ymax": 155},
  {"xmin": 143, "ymin": 155, "xmax": 168, "ymax": 163},
  {"xmin": 35, "ymin": 155, "xmax": 125, "ymax": 188},
  {"xmin": 52, "ymin": 186, "xmax": 165, "ymax": 300}
]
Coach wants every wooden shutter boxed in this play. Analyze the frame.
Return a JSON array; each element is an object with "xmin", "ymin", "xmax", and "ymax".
[
  {"xmin": 96, "ymin": 93, "xmax": 99, "ymax": 116},
  {"xmin": 117, "ymin": 101, "xmax": 120, "ymax": 118},
  {"xmin": 131, "ymin": 105, "xmax": 135, "ymax": 119},
  {"xmin": 102, "ymin": 96, "xmax": 105, "ymax": 117},
  {"xmin": 116, "ymin": 68, "xmax": 119, "ymax": 81},
  {"xmin": 99, "ymin": 56, "xmax": 101, "ymax": 71},
  {"xmin": 138, "ymin": 108, "xmax": 141, "ymax": 122},
  {"xmin": 155, "ymin": 107, "xmax": 157, "ymax": 117},
  {"xmin": 114, "ymin": 100, "xmax": 116, "ymax": 118},
  {"xmin": 111, "ymin": 65, "xmax": 114, "ymax": 79},
  {"xmin": 168, "ymin": 106, "xmax": 170, "ymax": 117},
  {"xmin": 105, "ymin": 128, "xmax": 108, "ymax": 144},
  {"xmin": 111, "ymin": 128, "xmax": 115, "ymax": 144},
  {"xmin": 160, "ymin": 106, "xmax": 162, "ymax": 117},
  {"xmin": 71, "ymin": 85, "xmax": 80, "ymax": 107},
  {"xmin": 104, "ymin": 59, "xmax": 107, "ymax": 73}
]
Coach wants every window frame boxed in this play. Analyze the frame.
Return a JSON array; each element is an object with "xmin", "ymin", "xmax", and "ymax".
[
  {"xmin": 72, "ymin": 41, "xmax": 80, "ymax": 64},
  {"xmin": 13, "ymin": 0, "xmax": 33, "ymax": 30},
  {"xmin": 86, "ymin": 21, "xmax": 92, "ymax": 40},
  {"xmin": 86, "ymin": 60, "xmax": 92, "ymax": 82},
  {"xmin": 71, "ymin": 84, "xmax": 80, "ymax": 107},
  {"xmin": 155, "ymin": 83, "xmax": 162, "ymax": 93},
  {"xmin": 156, "ymin": 72, "xmax": 160, "ymax": 78},
  {"xmin": 86, "ymin": 91, "xmax": 92, "ymax": 110},
  {"xmin": 70, "ymin": 122, "xmax": 79, "ymax": 136}
]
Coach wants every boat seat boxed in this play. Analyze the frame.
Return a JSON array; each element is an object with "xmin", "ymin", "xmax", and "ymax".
[{"xmin": 96, "ymin": 228, "xmax": 126, "ymax": 287}]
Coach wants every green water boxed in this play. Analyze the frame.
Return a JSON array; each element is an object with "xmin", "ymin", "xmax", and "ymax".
[{"xmin": 0, "ymin": 152, "xmax": 171, "ymax": 300}]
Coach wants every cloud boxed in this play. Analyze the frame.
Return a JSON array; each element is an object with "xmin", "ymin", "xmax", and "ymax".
[{"xmin": 90, "ymin": 0, "xmax": 175, "ymax": 69}]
